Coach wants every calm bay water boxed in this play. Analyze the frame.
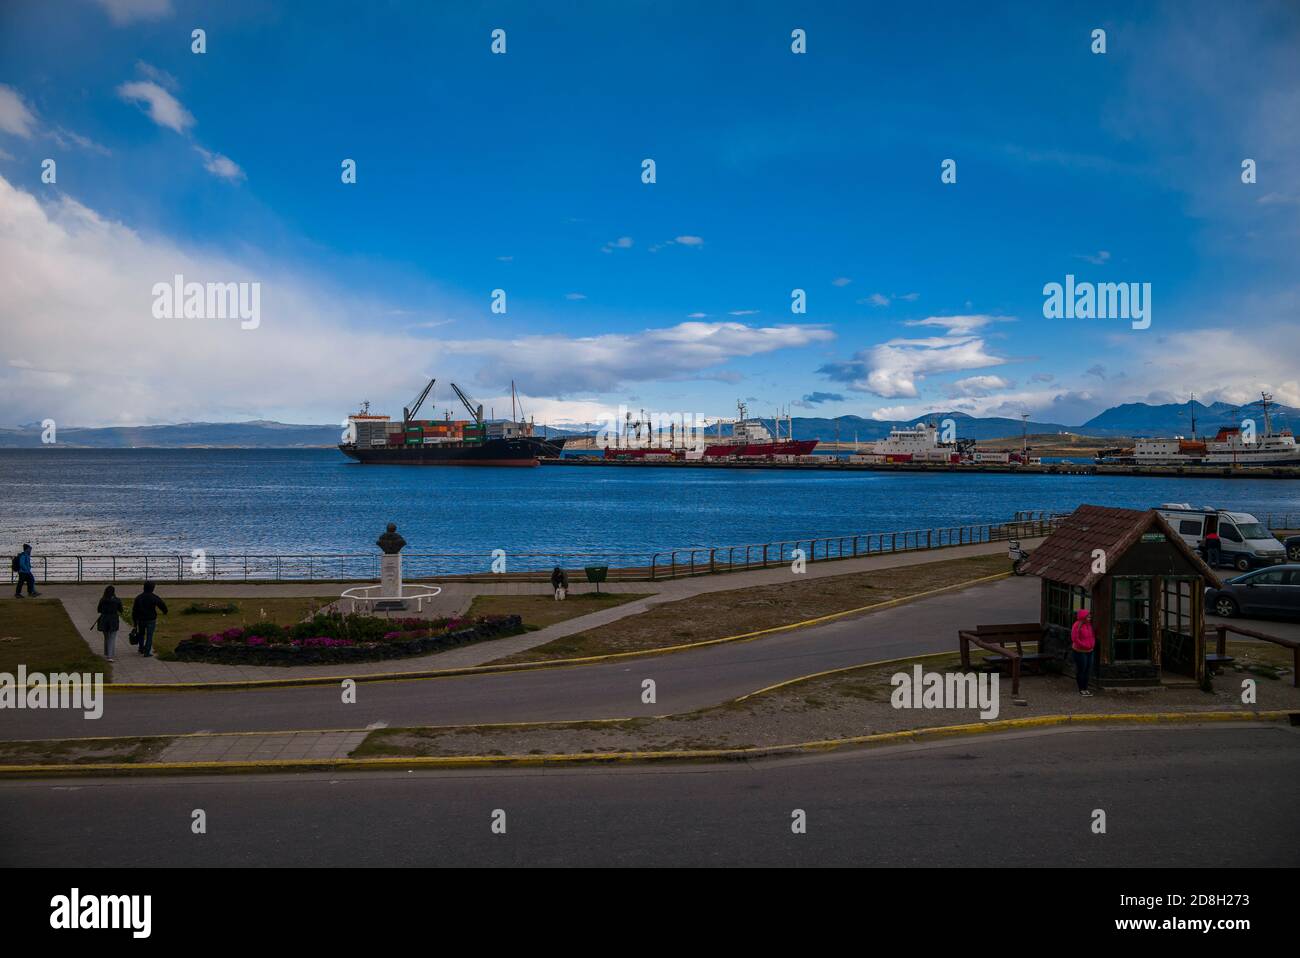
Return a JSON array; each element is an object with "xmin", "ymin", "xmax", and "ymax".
[{"xmin": 1, "ymin": 449, "xmax": 1297, "ymax": 560}]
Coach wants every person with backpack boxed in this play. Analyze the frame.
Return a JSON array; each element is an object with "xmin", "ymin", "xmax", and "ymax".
[
  {"xmin": 94, "ymin": 585, "xmax": 124, "ymax": 662},
  {"xmin": 12, "ymin": 544, "xmax": 39, "ymax": 598},
  {"xmin": 130, "ymin": 582, "xmax": 168, "ymax": 657}
]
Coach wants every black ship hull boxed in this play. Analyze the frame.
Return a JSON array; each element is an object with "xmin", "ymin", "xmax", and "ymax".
[{"xmin": 340, "ymin": 437, "xmax": 541, "ymax": 466}]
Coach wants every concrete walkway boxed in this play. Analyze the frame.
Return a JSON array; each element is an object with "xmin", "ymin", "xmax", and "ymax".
[
  {"xmin": 154, "ymin": 730, "xmax": 369, "ymax": 763},
  {"xmin": 42, "ymin": 538, "xmax": 1039, "ymax": 685}
]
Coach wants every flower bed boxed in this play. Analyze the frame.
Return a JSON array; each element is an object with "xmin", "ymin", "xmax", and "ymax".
[{"xmin": 172, "ymin": 612, "xmax": 525, "ymax": 665}]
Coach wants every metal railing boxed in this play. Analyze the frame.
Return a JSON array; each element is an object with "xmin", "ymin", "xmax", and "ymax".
[
  {"xmin": 645, "ymin": 514, "xmax": 1064, "ymax": 580},
  {"xmin": 6, "ymin": 512, "xmax": 1067, "ymax": 585}
]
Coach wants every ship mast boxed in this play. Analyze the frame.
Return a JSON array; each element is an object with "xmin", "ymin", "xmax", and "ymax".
[{"xmin": 1260, "ymin": 391, "xmax": 1273, "ymax": 440}]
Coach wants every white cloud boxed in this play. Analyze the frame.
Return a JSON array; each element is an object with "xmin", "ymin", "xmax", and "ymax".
[
  {"xmin": 0, "ymin": 176, "xmax": 835, "ymax": 424},
  {"xmin": 0, "ymin": 85, "xmax": 37, "ymax": 138},
  {"xmin": 728, "ymin": 309, "xmax": 759, "ymax": 316},
  {"xmin": 821, "ymin": 334, "xmax": 1012, "ymax": 399},
  {"xmin": 601, "ymin": 236, "xmax": 633, "ymax": 253},
  {"xmin": 904, "ymin": 314, "xmax": 1012, "ymax": 335},
  {"xmin": 949, "ymin": 375, "xmax": 1013, "ymax": 397},
  {"xmin": 194, "ymin": 147, "xmax": 244, "ymax": 181},
  {"xmin": 1075, "ymin": 250, "xmax": 1111, "ymax": 265},
  {"xmin": 564, "ymin": 292, "xmax": 587, "ymax": 300},
  {"xmin": 831, "ymin": 277, "xmax": 852, "ymax": 287},
  {"xmin": 92, "ymin": 0, "xmax": 173, "ymax": 25},
  {"xmin": 439, "ymin": 321, "xmax": 834, "ymax": 394},
  {"xmin": 674, "ymin": 235, "xmax": 704, "ymax": 246},
  {"xmin": 116, "ymin": 80, "xmax": 194, "ymax": 133}
]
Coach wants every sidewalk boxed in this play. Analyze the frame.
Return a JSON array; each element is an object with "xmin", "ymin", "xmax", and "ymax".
[{"xmin": 41, "ymin": 539, "xmax": 1038, "ymax": 685}]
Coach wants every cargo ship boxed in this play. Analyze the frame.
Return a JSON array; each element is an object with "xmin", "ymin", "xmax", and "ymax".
[
  {"xmin": 1096, "ymin": 393, "xmax": 1300, "ymax": 466},
  {"xmin": 601, "ymin": 402, "xmax": 818, "ymax": 461},
  {"xmin": 339, "ymin": 378, "xmax": 552, "ymax": 466}
]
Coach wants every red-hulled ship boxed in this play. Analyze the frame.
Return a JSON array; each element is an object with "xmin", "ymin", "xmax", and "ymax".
[{"xmin": 600, "ymin": 401, "xmax": 818, "ymax": 461}]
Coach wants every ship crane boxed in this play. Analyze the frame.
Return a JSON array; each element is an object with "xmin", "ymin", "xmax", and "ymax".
[
  {"xmin": 403, "ymin": 377, "xmax": 436, "ymax": 426},
  {"xmin": 450, "ymin": 382, "xmax": 484, "ymax": 427}
]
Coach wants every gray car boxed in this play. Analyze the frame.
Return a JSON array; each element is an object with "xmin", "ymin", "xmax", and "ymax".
[{"xmin": 1205, "ymin": 564, "xmax": 1300, "ymax": 619}]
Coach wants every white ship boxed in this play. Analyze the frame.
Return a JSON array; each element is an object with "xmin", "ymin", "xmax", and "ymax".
[
  {"xmin": 849, "ymin": 421, "xmax": 962, "ymax": 464},
  {"xmin": 1098, "ymin": 393, "xmax": 1300, "ymax": 466}
]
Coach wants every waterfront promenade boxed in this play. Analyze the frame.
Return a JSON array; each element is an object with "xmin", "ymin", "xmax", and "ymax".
[{"xmin": 42, "ymin": 538, "xmax": 1040, "ymax": 685}]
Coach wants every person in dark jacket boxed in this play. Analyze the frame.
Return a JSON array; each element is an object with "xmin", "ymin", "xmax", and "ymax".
[
  {"xmin": 130, "ymin": 582, "xmax": 168, "ymax": 657},
  {"xmin": 550, "ymin": 565, "xmax": 569, "ymax": 600},
  {"xmin": 95, "ymin": 585, "xmax": 124, "ymax": 662},
  {"xmin": 13, "ymin": 543, "xmax": 39, "ymax": 597}
]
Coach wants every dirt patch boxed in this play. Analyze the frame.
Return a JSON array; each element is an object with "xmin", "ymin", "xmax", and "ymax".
[
  {"xmin": 0, "ymin": 737, "xmax": 171, "ymax": 767},
  {"xmin": 489, "ymin": 553, "xmax": 1009, "ymax": 664},
  {"xmin": 356, "ymin": 643, "xmax": 1299, "ymax": 759}
]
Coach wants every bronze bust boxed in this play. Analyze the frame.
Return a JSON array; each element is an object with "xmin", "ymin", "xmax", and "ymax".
[{"xmin": 376, "ymin": 523, "xmax": 407, "ymax": 554}]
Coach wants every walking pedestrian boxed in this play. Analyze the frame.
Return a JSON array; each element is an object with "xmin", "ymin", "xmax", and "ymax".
[
  {"xmin": 12, "ymin": 543, "xmax": 39, "ymax": 597},
  {"xmin": 1071, "ymin": 608, "xmax": 1096, "ymax": 697},
  {"xmin": 130, "ymin": 582, "xmax": 168, "ymax": 658},
  {"xmin": 94, "ymin": 585, "xmax": 124, "ymax": 662},
  {"xmin": 1202, "ymin": 530, "xmax": 1222, "ymax": 568}
]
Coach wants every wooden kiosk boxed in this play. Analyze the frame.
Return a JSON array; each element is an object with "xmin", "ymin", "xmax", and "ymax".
[{"xmin": 1017, "ymin": 505, "xmax": 1224, "ymax": 687}]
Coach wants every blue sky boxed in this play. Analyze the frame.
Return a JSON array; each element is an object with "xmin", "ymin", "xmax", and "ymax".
[{"xmin": 1, "ymin": 0, "xmax": 1297, "ymax": 428}]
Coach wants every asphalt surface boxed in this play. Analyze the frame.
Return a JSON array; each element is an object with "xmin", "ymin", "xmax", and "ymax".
[
  {"xmin": 2, "ymin": 576, "xmax": 1041, "ymax": 740},
  {"xmin": 1, "ymin": 725, "xmax": 1295, "ymax": 866}
]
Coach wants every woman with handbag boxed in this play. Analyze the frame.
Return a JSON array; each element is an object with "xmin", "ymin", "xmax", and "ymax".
[{"xmin": 94, "ymin": 585, "xmax": 124, "ymax": 662}]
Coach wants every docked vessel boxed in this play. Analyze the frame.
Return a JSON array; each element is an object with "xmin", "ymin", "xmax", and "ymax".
[
  {"xmin": 600, "ymin": 402, "xmax": 818, "ymax": 461},
  {"xmin": 339, "ymin": 378, "xmax": 551, "ymax": 466},
  {"xmin": 1096, "ymin": 393, "xmax": 1300, "ymax": 466}
]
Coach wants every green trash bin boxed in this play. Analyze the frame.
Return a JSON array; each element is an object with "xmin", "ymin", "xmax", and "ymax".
[{"xmin": 584, "ymin": 565, "xmax": 608, "ymax": 593}]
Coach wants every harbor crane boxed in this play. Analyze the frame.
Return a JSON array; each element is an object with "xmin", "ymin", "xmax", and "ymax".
[
  {"xmin": 450, "ymin": 382, "xmax": 485, "ymax": 426},
  {"xmin": 403, "ymin": 377, "xmax": 436, "ymax": 427}
]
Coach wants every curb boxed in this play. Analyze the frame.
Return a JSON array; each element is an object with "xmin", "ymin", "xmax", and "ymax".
[
  {"xmin": 1, "ymin": 710, "xmax": 1292, "ymax": 779},
  {"xmin": 104, "ymin": 570, "xmax": 1015, "ymax": 693}
]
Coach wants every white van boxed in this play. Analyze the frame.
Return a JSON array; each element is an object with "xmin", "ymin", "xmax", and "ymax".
[{"xmin": 1156, "ymin": 504, "xmax": 1286, "ymax": 571}]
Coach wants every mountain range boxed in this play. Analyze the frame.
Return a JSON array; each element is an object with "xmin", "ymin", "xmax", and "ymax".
[{"xmin": 0, "ymin": 400, "xmax": 1293, "ymax": 448}]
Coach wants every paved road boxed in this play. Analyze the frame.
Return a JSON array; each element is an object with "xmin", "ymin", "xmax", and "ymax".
[
  {"xmin": 1, "ymin": 725, "xmax": 1294, "ymax": 866},
  {"xmin": 2, "ymin": 576, "xmax": 1040, "ymax": 740}
]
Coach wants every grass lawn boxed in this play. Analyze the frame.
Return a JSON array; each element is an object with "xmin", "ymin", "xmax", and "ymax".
[
  {"xmin": 0, "ymin": 736, "xmax": 171, "ymax": 767},
  {"xmin": 151, "ymin": 596, "xmax": 339, "ymax": 658},
  {"xmin": 464, "ymin": 591, "xmax": 651, "ymax": 631},
  {"xmin": 488, "ymin": 552, "xmax": 1010, "ymax": 665},
  {"xmin": 0, "ymin": 598, "xmax": 109, "ymax": 679}
]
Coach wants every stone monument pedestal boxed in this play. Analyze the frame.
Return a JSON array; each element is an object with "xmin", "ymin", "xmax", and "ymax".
[{"xmin": 374, "ymin": 553, "xmax": 407, "ymax": 611}]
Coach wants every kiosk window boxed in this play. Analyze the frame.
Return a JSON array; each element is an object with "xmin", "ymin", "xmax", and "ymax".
[{"xmin": 1112, "ymin": 578, "xmax": 1153, "ymax": 661}]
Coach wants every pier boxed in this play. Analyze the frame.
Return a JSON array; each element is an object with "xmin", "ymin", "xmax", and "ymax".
[{"xmin": 541, "ymin": 456, "xmax": 1300, "ymax": 479}]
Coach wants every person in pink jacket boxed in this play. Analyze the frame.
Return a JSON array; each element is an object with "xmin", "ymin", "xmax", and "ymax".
[{"xmin": 1071, "ymin": 608, "xmax": 1095, "ymax": 696}]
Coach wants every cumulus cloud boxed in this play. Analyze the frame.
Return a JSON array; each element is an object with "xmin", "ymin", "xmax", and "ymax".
[
  {"xmin": 0, "ymin": 85, "xmax": 37, "ymax": 138},
  {"xmin": 0, "ymin": 176, "xmax": 834, "ymax": 424},
  {"xmin": 194, "ymin": 146, "xmax": 245, "ymax": 181},
  {"xmin": 796, "ymin": 391, "xmax": 845, "ymax": 407},
  {"xmin": 949, "ymin": 375, "xmax": 1013, "ymax": 397},
  {"xmin": 820, "ymin": 315, "xmax": 1015, "ymax": 398},
  {"xmin": 116, "ymin": 80, "xmax": 194, "ymax": 133},
  {"xmin": 438, "ymin": 321, "xmax": 834, "ymax": 394}
]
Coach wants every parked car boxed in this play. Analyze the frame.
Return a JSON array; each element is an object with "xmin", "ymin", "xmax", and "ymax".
[
  {"xmin": 1205, "ymin": 564, "xmax": 1300, "ymax": 619},
  {"xmin": 1285, "ymin": 534, "xmax": 1300, "ymax": 562}
]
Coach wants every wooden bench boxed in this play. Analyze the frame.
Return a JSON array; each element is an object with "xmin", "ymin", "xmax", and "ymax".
[
  {"xmin": 1204, "ymin": 653, "xmax": 1236, "ymax": 674},
  {"xmin": 958, "ymin": 623, "xmax": 1046, "ymax": 695}
]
